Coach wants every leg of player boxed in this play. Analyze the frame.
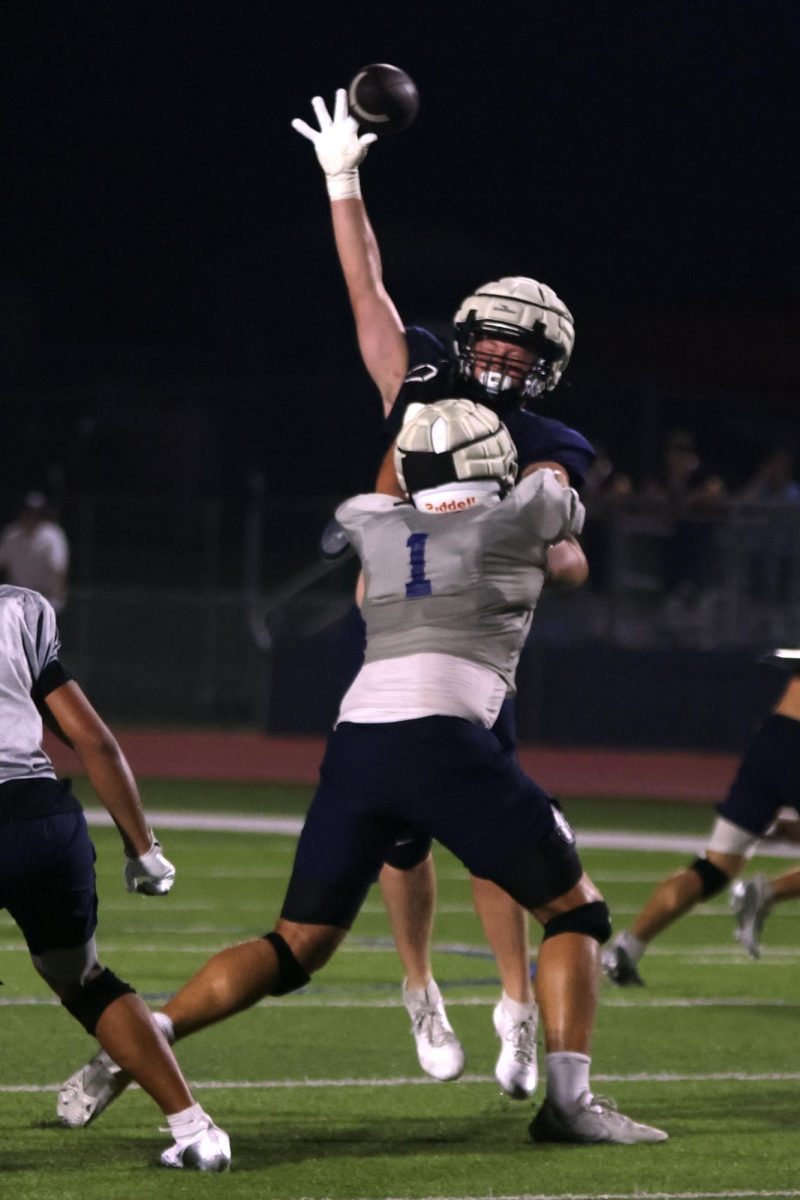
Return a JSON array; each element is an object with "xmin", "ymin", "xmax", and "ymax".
[
  {"xmin": 603, "ymin": 850, "xmax": 745, "ymax": 985},
  {"xmin": 380, "ymin": 852, "xmax": 465, "ymax": 1083},
  {"xmin": 44, "ymin": 955, "xmax": 229, "ymax": 1170},
  {"xmin": 603, "ymin": 828, "xmax": 748, "ymax": 985},
  {"xmin": 470, "ymin": 875, "xmax": 539, "ymax": 1099},
  {"xmin": 731, "ymin": 864, "xmax": 800, "ymax": 958},
  {"xmin": 57, "ymin": 922, "xmax": 346, "ymax": 1128},
  {"xmin": 529, "ymin": 875, "xmax": 667, "ymax": 1144}
]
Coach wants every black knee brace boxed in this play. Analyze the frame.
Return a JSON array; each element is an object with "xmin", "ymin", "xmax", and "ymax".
[
  {"xmin": 262, "ymin": 931, "xmax": 311, "ymax": 996},
  {"xmin": 688, "ymin": 856, "xmax": 730, "ymax": 899},
  {"xmin": 541, "ymin": 900, "xmax": 612, "ymax": 945},
  {"xmin": 62, "ymin": 967, "xmax": 135, "ymax": 1035},
  {"xmin": 383, "ymin": 833, "xmax": 433, "ymax": 871}
]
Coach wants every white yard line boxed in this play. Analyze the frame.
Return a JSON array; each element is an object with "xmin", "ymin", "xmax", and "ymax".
[
  {"xmin": 364, "ymin": 1192, "xmax": 800, "ymax": 1200},
  {"xmin": 79, "ymin": 809, "xmax": 800, "ymax": 860},
  {"xmin": 4, "ymin": 1070, "xmax": 800, "ymax": 1095},
  {"xmin": 2, "ymin": 993, "xmax": 797, "ymax": 1010}
]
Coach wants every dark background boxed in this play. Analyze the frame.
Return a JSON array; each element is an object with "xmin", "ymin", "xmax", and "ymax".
[{"xmin": 1, "ymin": 1, "xmax": 798, "ymax": 506}]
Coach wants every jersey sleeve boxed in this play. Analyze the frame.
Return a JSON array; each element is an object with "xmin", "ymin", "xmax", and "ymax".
[
  {"xmin": 335, "ymin": 494, "xmax": 400, "ymax": 558},
  {"xmin": 507, "ymin": 469, "xmax": 586, "ymax": 544},
  {"xmin": 18, "ymin": 589, "xmax": 73, "ymax": 699},
  {"xmin": 383, "ymin": 358, "xmax": 453, "ymax": 448},
  {"xmin": 504, "ymin": 412, "xmax": 596, "ymax": 489},
  {"xmin": 405, "ymin": 325, "xmax": 448, "ymax": 370}
]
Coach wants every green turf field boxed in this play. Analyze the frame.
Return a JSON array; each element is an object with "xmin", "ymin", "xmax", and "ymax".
[{"xmin": 1, "ymin": 780, "xmax": 799, "ymax": 1200}]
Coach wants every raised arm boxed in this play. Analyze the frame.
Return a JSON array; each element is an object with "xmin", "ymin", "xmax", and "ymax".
[{"xmin": 292, "ymin": 89, "xmax": 409, "ymax": 414}]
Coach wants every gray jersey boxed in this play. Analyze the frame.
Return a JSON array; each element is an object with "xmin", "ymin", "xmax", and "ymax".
[
  {"xmin": 337, "ymin": 469, "xmax": 583, "ymax": 692},
  {"xmin": 0, "ymin": 586, "xmax": 61, "ymax": 783}
]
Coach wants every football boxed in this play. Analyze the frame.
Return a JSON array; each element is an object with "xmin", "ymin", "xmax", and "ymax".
[{"xmin": 347, "ymin": 63, "xmax": 419, "ymax": 135}]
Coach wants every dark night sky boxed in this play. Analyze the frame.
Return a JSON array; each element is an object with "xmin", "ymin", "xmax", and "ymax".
[{"xmin": 1, "ymin": 1, "xmax": 798, "ymax": 501}]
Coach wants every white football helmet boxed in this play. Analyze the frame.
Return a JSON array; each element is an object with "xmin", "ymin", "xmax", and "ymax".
[
  {"xmin": 453, "ymin": 276, "xmax": 575, "ymax": 402},
  {"xmin": 394, "ymin": 398, "xmax": 518, "ymax": 504}
]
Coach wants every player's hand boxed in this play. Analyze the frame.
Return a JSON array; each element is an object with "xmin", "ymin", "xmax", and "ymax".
[
  {"xmin": 291, "ymin": 90, "xmax": 376, "ymax": 195},
  {"xmin": 124, "ymin": 835, "xmax": 176, "ymax": 895}
]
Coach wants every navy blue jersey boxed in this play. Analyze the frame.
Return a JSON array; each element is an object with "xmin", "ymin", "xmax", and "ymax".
[{"xmin": 385, "ymin": 329, "xmax": 595, "ymax": 489}]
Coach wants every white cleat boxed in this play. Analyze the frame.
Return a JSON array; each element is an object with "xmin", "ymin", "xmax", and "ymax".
[
  {"xmin": 529, "ymin": 1091, "xmax": 668, "ymax": 1144},
  {"xmin": 730, "ymin": 873, "xmax": 773, "ymax": 958},
  {"xmin": 161, "ymin": 1121, "xmax": 231, "ymax": 1172},
  {"xmin": 402, "ymin": 978, "xmax": 465, "ymax": 1081},
  {"xmin": 57, "ymin": 1048, "xmax": 132, "ymax": 1128},
  {"xmin": 493, "ymin": 1000, "xmax": 538, "ymax": 1099}
]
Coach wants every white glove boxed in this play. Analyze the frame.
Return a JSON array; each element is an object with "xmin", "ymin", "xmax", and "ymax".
[
  {"xmin": 291, "ymin": 89, "xmax": 377, "ymax": 201},
  {"xmin": 124, "ymin": 835, "xmax": 176, "ymax": 896}
]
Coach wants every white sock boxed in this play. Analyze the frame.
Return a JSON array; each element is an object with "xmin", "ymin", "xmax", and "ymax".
[
  {"xmin": 499, "ymin": 991, "xmax": 537, "ymax": 1021},
  {"xmin": 616, "ymin": 930, "xmax": 646, "ymax": 964},
  {"xmin": 167, "ymin": 1102, "xmax": 209, "ymax": 1143},
  {"xmin": 154, "ymin": 1011, "xmax": 176, "ymax": 1044},
  {"xmin": 404, "ymin": 978, "xmax": 438, "ymax": 1001},
  {"xmin": 545, "ymin": 1051, "xmax": 592, "ymax": 1110}
]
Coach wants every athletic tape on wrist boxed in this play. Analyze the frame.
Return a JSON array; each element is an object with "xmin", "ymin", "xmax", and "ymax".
[{"xmin": 326, "ymin": 170, "xmax": 362, "ymax": 201}]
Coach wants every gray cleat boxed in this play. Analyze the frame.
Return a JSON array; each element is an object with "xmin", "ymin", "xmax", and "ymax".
[
  {"xmin": 529, "ymin": 1092, "xmax": 668, "ymax": 1144},
  {"xmin": 57, "ymin": 1048, "xmax": 132, "ymax": 1128},
  {"xmin": 730, "ymin": 873, "xmax": 773, "ymax": 958},
  {"xmin": 601, "ymin": 943, "xmax": 645, "ymax": 987}
]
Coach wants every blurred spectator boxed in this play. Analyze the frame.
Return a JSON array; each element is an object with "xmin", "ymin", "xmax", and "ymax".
[
  {"xmin": 582, "ymin": 444, "xmax": 634, "ymax": 515},
  {"xmin": 581, "ymin": 444, "xmax": 635, "ymax": 592},
  {"xmin": 739, "ymin": 448, "xmax": 800, "ymax": 507},
  {"xmin": 639, "ymin": 429, "xmax": 727, "ymax": 642},
  {"xmin": 738, "ymin": 448, "xmax": 800, "ymax": 615},
  {"xmin": 0, "ymin": 491, "xmax": 70, "ymax": 612}
]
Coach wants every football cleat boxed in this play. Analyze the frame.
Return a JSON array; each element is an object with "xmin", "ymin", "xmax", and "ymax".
[
  {"xmin": 493, "ymin": 1000, "xmax": 538, "ymax": 1099},
  {"xmin": 529, "ymin": 1092, "xmax": 668, "ymax": 1144},
  {"xmin": 57, "ymin": 1048, "xmax": 132, "ymax": 1128},
  {"xmin": 601, "ymin": 943, "xmax": 645, "ymax": 987},
  {"xmin": 730, "ymin": 873, "xmax": 773, "ymax": 958},
  {"xmin": 402, "ymin": 978, "xmax": 465, "ymax": 1081},
  {"xmin": 161, "ymin": 1121, "xmax": 231, "ymax": 1172}
]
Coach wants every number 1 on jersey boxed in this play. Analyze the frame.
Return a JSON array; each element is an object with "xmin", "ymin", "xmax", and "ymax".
[{"xmin": 405, "ymin": 532, "xmax": 432, "ymax": 598}]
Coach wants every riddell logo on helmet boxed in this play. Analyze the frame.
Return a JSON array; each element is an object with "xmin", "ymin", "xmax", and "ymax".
[{"xmin": 423, "ymin": 495, "xmax": 477, "ymax": 512}]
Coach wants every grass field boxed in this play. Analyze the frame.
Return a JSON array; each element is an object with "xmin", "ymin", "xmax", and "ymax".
[{"xmin": 1, "ymin": 780, "xmax": 799, "ymax": 1200}]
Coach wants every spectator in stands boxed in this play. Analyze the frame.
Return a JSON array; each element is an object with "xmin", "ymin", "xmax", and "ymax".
[
  {"xmin": 738, "ymin": 449, "xmax": 800, "ymax": 617},
  {"xmin": 0, "ymin": 491, "xmax": 70, "ymax": 613},
  {"xmin": 639, "ymin": 429, "xmax": 727, "ymax": 640},
  {"xmin": 580, "ymin": 444, "xmax": 635, "ymax": 592}
]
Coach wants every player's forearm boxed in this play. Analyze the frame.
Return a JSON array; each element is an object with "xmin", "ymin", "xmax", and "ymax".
[
  {"xmin": 331, "ymin": 198, "xmax": 408, "ymax": 407},
  {"xmin": 76, "ymin": 736, "xmax": 152, "ymax": 857},
  {"xmin": 330, "ymin": 197, "xmax": 385, "ymax": 297}
]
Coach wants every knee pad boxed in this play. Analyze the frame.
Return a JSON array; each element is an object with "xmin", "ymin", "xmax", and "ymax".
[
  {"xmin": 62, "ymin": 967, "xmax": 135, "ymax": 1035},
  {"xmin": 383, "ymin": 833, "xmax": 432, "ymax": 871},
  {"xmin": 541, "ymin": 900, "xmax": 612, "ymax": 946},
  {"xmin": 688, "ymin": 856, "xmax": 730, "ymax": 899},
  {"xmin": 262, "ymin": 931, "xmax": 311, "ymax": 996}
]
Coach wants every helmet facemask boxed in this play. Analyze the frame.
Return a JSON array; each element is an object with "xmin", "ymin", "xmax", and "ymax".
[
  {"xmin": 452, "ymin": 277, "xmax": 575, "ymax": 411},
  {"xmin": 456, "ymin": 322, "xmax": 551, "ymax": 406}
]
